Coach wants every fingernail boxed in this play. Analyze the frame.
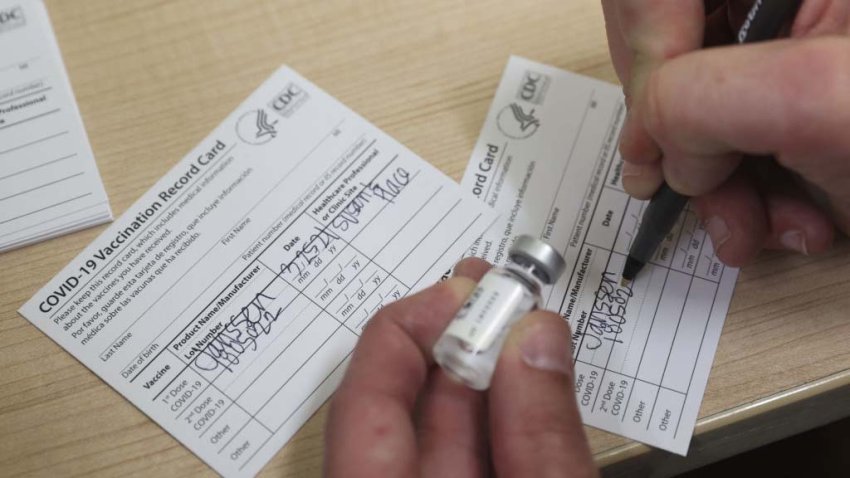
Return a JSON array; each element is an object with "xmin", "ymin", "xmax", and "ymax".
[
  {"xmin": 622, "ymin": 161, "xmax": 642, "ymax": 178},
  {"xmin": 518, "ymin": 322, "xmax": 572, "ymax": 376},
  {"xmin": 780, "ymin": 230, "xmax": 808, "ymax": 255},
  {"xmin": 704, "ymin": 217, "xmax": 731, "ymax": 251}
]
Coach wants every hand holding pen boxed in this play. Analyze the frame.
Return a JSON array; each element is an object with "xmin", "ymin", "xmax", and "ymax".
[{"xmin": 602, "ymin": 0, "xmax": 850, "ymax": 279}]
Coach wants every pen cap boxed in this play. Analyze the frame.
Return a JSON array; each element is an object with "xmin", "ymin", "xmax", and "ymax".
[{"xmin": 509, "ymin": 235, "xmax": 565, "ymax": 285}]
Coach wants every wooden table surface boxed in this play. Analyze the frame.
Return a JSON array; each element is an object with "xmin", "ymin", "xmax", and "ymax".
[{"xmin": 3, "ymin": 1, "xmax": 850, "ymax": 476}]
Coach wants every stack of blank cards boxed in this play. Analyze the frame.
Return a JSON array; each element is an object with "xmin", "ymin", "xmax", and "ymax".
[{"xmin": 0, "ymin": 0, "xmax": 110, "ymax": 252}]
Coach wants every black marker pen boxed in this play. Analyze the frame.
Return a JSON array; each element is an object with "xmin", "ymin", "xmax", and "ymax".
[{"xmin": 621, "ymin": 0, "xmax": 803, "ymax": 283}]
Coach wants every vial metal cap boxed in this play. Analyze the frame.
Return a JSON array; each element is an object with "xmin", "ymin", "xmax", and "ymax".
[{"xmin": 508, "ymin": 235, "xmax": 566, "ymax": 285}]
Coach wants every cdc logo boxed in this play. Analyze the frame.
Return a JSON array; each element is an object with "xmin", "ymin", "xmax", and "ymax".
[
  {"xmin": 236, "ymin": 109, "xmax": 278, "ymax": 145},
  {"xmin": 268, "ymin": 82, "xmax": 309, "ymax": 118},
  {"xmin": 516, "ymin": 70, "xmax": 551, "ymax": 105},
  {"xmin": 0, "ymin": 5, "xmax": 24, "ymax": 33},
  {"xmin": 497, "ymin": 103, "xmax": 540, "ymax": 140}
]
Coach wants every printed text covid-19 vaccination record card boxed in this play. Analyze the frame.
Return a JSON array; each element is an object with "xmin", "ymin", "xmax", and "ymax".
[
  {"xmin": 462, "ymin": 56, "xmax": 738, "ymax": 455},
  {"xmin": 20, "ymin": 66, "xmax": 495, "ymax": 477}
]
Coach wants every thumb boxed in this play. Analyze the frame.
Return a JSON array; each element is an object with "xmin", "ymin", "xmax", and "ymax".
[{"xmin": 488, "ymin": 311, "xmax": 597, "ymax": 478}]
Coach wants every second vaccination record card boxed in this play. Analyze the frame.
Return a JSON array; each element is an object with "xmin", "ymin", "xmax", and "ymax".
[
  {"xmin": 19, "ymin": 66, "xmax": 496, "ymax": 477},
  {"xmin": 461, "ymin": 56, "xmax": 739, "ymax": 455}
]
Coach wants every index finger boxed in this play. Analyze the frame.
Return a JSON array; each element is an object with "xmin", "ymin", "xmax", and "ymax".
[{"xmin": 324, "ymin": 277, "xmax": 476, "ymax": 477}]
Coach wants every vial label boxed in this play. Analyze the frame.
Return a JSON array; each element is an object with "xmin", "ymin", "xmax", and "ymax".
[{"xmin": 444, "ymin": 272, "xmax": 528, "ymax": 351}]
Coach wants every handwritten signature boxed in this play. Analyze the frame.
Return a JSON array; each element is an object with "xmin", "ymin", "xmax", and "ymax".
[
  {"xmin": 330, "ymin": 167, "xmax": 411, "ymax": 231},
  {"xmin": 281, "ymin": 166, "xmax": 412, "ymax": 280},
  {"xmin": 194, "ymin": 292, "xmax": 282, "ymax": 372},
  {"xmin": 584, "ymin": 271, "xmax": 633, "ymax": 350}
]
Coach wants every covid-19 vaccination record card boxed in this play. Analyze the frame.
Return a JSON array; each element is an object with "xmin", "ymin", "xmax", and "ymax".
[
  {"xmin": 19, "ymin": 66, "xmax": 495, "ymax": 477},
  {"xmin": 462, "ymin": 56, "xmax": 739, "ymax": 455}
]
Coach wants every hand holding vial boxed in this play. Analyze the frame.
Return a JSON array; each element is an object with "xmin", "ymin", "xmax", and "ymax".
[
  {"xmin": 325, "ymin": 242, "xmax": 597, "ymax": 478},
  {"xmin": 434, "ymin": 236, "xmax": 567, "ymax": 390}
]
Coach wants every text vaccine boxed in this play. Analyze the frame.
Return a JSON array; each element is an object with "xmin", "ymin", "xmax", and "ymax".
[{"xmin": 434, "ymin": 235, "xmax": 566, "ymax": 390}]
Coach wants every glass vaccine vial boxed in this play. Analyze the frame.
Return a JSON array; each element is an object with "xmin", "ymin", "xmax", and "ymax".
[{"xmin": 433, "ymin": 235, "xmax": 566, "ymax": 390}]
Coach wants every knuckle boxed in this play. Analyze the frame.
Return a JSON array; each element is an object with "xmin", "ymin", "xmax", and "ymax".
[
  {"xmin": 436, "ymin": 276, "xmax": 477, "ymax": 306},
  {"xmin": 665, "ymin": 169, "xmax": 703, "ymax": 196},
  {"xmin": 525, "ymin": 310, "xmax": 570, "ymax": 335},
  {"xmin": 641, "ymin": 68, "xmax": 670, "ymax": 146},
  {"xmin": 361, "ymin": 301, "xmax": 404, "ymax": 338},
  {"xmin": 661, "ymin": 154, "xmax": 701, "ymax": 196},
  {"xmin": 503, "ymin": 416, "xmax": 573, "ymax": 451},
  {"xmin": 518, "ymin": 310, "xmax": 573, "ymax": 354},
  {"xmin": 665, "ymin": 152, "xmax": 740, "ymax": 197},
  {"xmin": 366, "ymin": 301, "xmax": 400, "ymax": 330}
]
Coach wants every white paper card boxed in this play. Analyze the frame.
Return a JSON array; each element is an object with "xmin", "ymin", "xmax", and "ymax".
[
  {"xmin": 0, "ymin": 0, "xmax": 111, "ymax": 251},
  {"xmin": 461, "ymin": 56, "xmax": 738, "ymax": 455},
  {"xmin": 19, "ymin": 66, "xmax": 496, "ymax": 476}
]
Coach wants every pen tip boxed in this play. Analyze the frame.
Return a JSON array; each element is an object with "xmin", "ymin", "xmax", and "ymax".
[{"xmin": 621, "ymin": 256, "xmax": 642, "ymax": 285}]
